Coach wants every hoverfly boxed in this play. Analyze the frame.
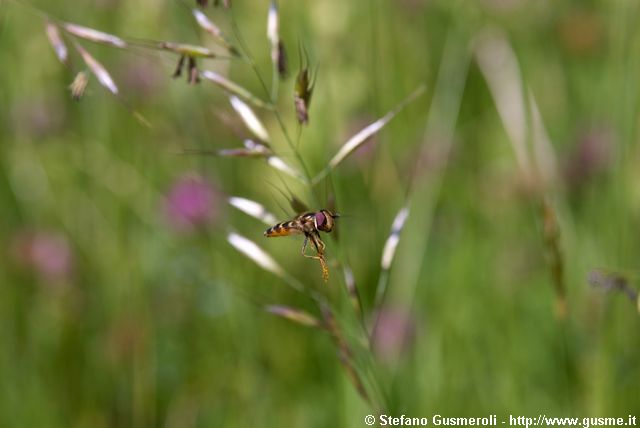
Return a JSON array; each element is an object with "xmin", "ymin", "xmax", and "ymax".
[{"xmin": 264, "ymin": 209, "xmax": 339, "ymax": 281}]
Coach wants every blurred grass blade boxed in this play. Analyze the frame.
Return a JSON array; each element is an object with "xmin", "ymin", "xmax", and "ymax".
[
  {"xmin": 313, "ymin": 85, "xmax": 425, "ymax": 184},
  {"xmin": 475, "ymin": 31, "xmax": 559, "ymax": 190},
  {"xmin": 329, "ymin": 88, "xmax": 424, "ymax": 169},
  {"xmin": 184, "ymin": 140, "xmax": 270, "ymax": 157},
  {"xmin": 74, "ymin": 43, "xmax": 118, "ymax": 95},
  {"xmin": 212, "ymin": 0, "xmax": 231, "ymax": 7},
  {"xmin": 219, "ymin": 139, "xmax": 269, "ymax": 157},
  {"xmin": 229, "ymin": 96, "xmax": 270, "ymax": 143},
  {"xmin": 528, "ymin": 90, "xmax": 559, "ymax": 187},
  {"xmin": 201, "ymin": 70, "xmax": 271, "ymax": 109},
  {"xmin": 541, "ymin": 198, "xmax": 567, "ymax": 319},
  {"xmin": 45, "ymin": 21, "xmax": 69, "ymax": 65},
  {"xmin": 217, "ymin": 148, "xmax": 268, "ymax": 157},
  {"xmin": 227, "ymin": 232, "xmax": 285, "ymax": 277},
  {"xmin": 228, "ymin": 196, "xmax": 278, "ymax": 225},
  {"xmin": 192, "ymin": 10, "xmax": 238, "ymax": 55},
  {"xmin": 474, "ymin": 30, "xmax": 532, "ymax": 182},
  {"xmin": 267, "ymin": 156, "xmax": 307, "ymax": 183},
  {"xmin": 320, "ymin": 304, "xmax": 372, "ymax": 405},
  {"xmin": 63, "ymin": 23, "xmax": 127, "ymax": 48},
  {"xmin": 343, "ymin": 265, "xmax": 362, "ymax": 319},
  {"xmin": 159, "ymin": 42, "xmax": 215, "ymax": 58},
  {"xmin": 265, "ymin": 305, "xmax": 321, "ymax": 328}
]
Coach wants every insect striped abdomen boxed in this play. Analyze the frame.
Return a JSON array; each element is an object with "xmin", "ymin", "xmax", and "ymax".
[{"xmin": 264, "ymin": 221, "xmax": 302, "ymax": 237}]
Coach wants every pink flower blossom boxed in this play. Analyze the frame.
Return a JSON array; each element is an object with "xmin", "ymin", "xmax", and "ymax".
[
  {"xmin": 371, "ymin": 306, "xmax": 417, "ymax": 364},
  {"xmin": 12, "ymin": 231, "xmax": 74, "ymax": 283},
  {"xmin": 165, "ymin": 174, "xmax": 218, "ymax": 232}
]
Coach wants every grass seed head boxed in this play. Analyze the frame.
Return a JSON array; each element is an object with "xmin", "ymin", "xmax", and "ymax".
[
  {"xmin": 172, "ymin": 55, "xmax": 186, "ymax": 78},
  {"xmin": 228, "ymin": 196, "xmax": 278, "ymax": 225},
  {"xmin": 294, "ymin": 68, "xmax": 314, "ymax": 125},
  {"xmin": 188, "ymin": 57, "xmax": 200, "ymax": 84},
  {"xmin": 277, "ymin": 42, "xmax": 287, "ymax": 79},
  {"xmin": 69, "ymin": 71, "xmax": 89, "ymax": 100},
  {"xmin": 45, "ymin": 21, "xmax": 68, "ymax": 65},
  {"xmin": 159, "ymin": 42, "xmax": 216, "ymax": 58},
  {"xmin": 265, "ymin": 305, "xmax": 321, "ymax": 328},
  {"xmin": 227, "ymin": 232, "xmax": 285, "ymax": 278},
  {"xmin": 193, "ymin": 9, "xmax": 239, "ymax": 56},
  {"xmin": 201, "ymin": 70, "xmax": 271, "ymax": 110},
  {"xmin": 63, "ymin": 23, "xmax": 127, "ymax": 48},
  {"xmin": 74, "ymin": 43, "xmax": 118, "ymax": 95},
  {"xmin": 229, "ymin": 96, "xmax": 270, "ymax": 143}
]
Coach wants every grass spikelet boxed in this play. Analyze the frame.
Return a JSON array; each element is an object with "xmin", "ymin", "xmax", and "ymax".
[
  {"xmin": 265, "ymin": 305, "xmax": 321, "ymax": 328},
  {"xmin": 267, "ymin": 2, "xmax": 286, "ymax": 79},
  {"xmin": 266, "ymin": 156, "xmax": 307, "ymax": 183},
  {"xmin": 171, "ymin": 56, "xmax": 200, "ymax": 84},
  {"xmin": 184, "ymin": 140, "xmax": 271, "ymax": 158},
  {"xmin": 201, "ymin": 70, "xmax": 271, "ymax": 109},
  {"xmin": 192, "ymin": 10, "xmax": 238, "ymax": 55},
  {"xmin": 294, "ymin": 45, "xmax": 315, "ymax": 125},
  {"xmin": 229, "ymin": 96, "xmax": 270, "ymax": 143},
  {"xmin": 227, "ymin": 232, "xmax": 285, "ymax": 277},
  {"xmin": 45, "ymin": 21, "xmax": 68, "ymax": 65},
  {"xmin": 73, "ymin": 42, "xmax": 118, "ymax": 95},
  {"xmin": 380, "ymin": 207, "xmax": 410, "ymax": 271},
  {"xmin": 267, "ymin": 2, "xmax": 279, "ymax": 48},
  {"xmin": 312, "ymin": 85, "xmax": 425, "ymax": 184},
  {"xmin": 159, "ymin": 42, "xmax": 216, "ymax": 58},
  {"xmin": 474, "ymin": 31, "xmax": 532, "ymax": 184},
  {"xmin": 276, "ymin": 42, "xmax": 287, "ymax": 79},
  {"xmin": 69, "ymin": 71, "xmax": 89, "ymax": 100},
  {"xmin": 228, "ymin": 196, "xmax": 278, "ymax": 225},
  {"xmin": 216, "ymin": 148, "xmax": 264, "ymax": 157},
  {"xmin": 63, "ymin": 23, "xmax": 127, "ymax": 48},
  {"xmin": 589, "ymin": 269, "xmax": 639, "ymax": 313},
  {"xmin": 374, "ymin": 206, "xmax": 410, "ymax": 309},
  {"xmin": 218, "ymin": 139, "xmax": 271, "ymax": 157}
]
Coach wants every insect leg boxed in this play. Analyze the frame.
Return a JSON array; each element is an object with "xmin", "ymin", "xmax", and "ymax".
[
  {"xmin": 311, "ymin": 232, "xmax": 325, "ymax": 254},
  {"xmin": 301, "ymin": 235, "xmax": 309, "ymax": 256},
  {"xmin": 300, "ymin": 232, "xmax": 325, "ymax": 260}
]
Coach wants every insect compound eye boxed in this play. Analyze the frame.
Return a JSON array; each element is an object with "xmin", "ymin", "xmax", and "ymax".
[{"xmin": 315, "ymin": 211, "xmax": 326, "ymax": 229}]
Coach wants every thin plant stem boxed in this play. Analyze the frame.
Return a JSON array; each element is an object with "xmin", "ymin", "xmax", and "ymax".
[{"xmin": 230, "ymin": 11, "xmax": 314, "ymax": 188}]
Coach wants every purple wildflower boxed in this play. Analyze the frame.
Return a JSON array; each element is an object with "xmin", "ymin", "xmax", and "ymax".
[{"xmin": 165, "ymin": 174, "xmax": 218, "ymax": 232}]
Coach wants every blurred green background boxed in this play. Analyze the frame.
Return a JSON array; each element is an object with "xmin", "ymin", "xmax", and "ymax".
[{"xmin": 1, "ymin": 0, "xmax": 640, "ymax": 426}]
